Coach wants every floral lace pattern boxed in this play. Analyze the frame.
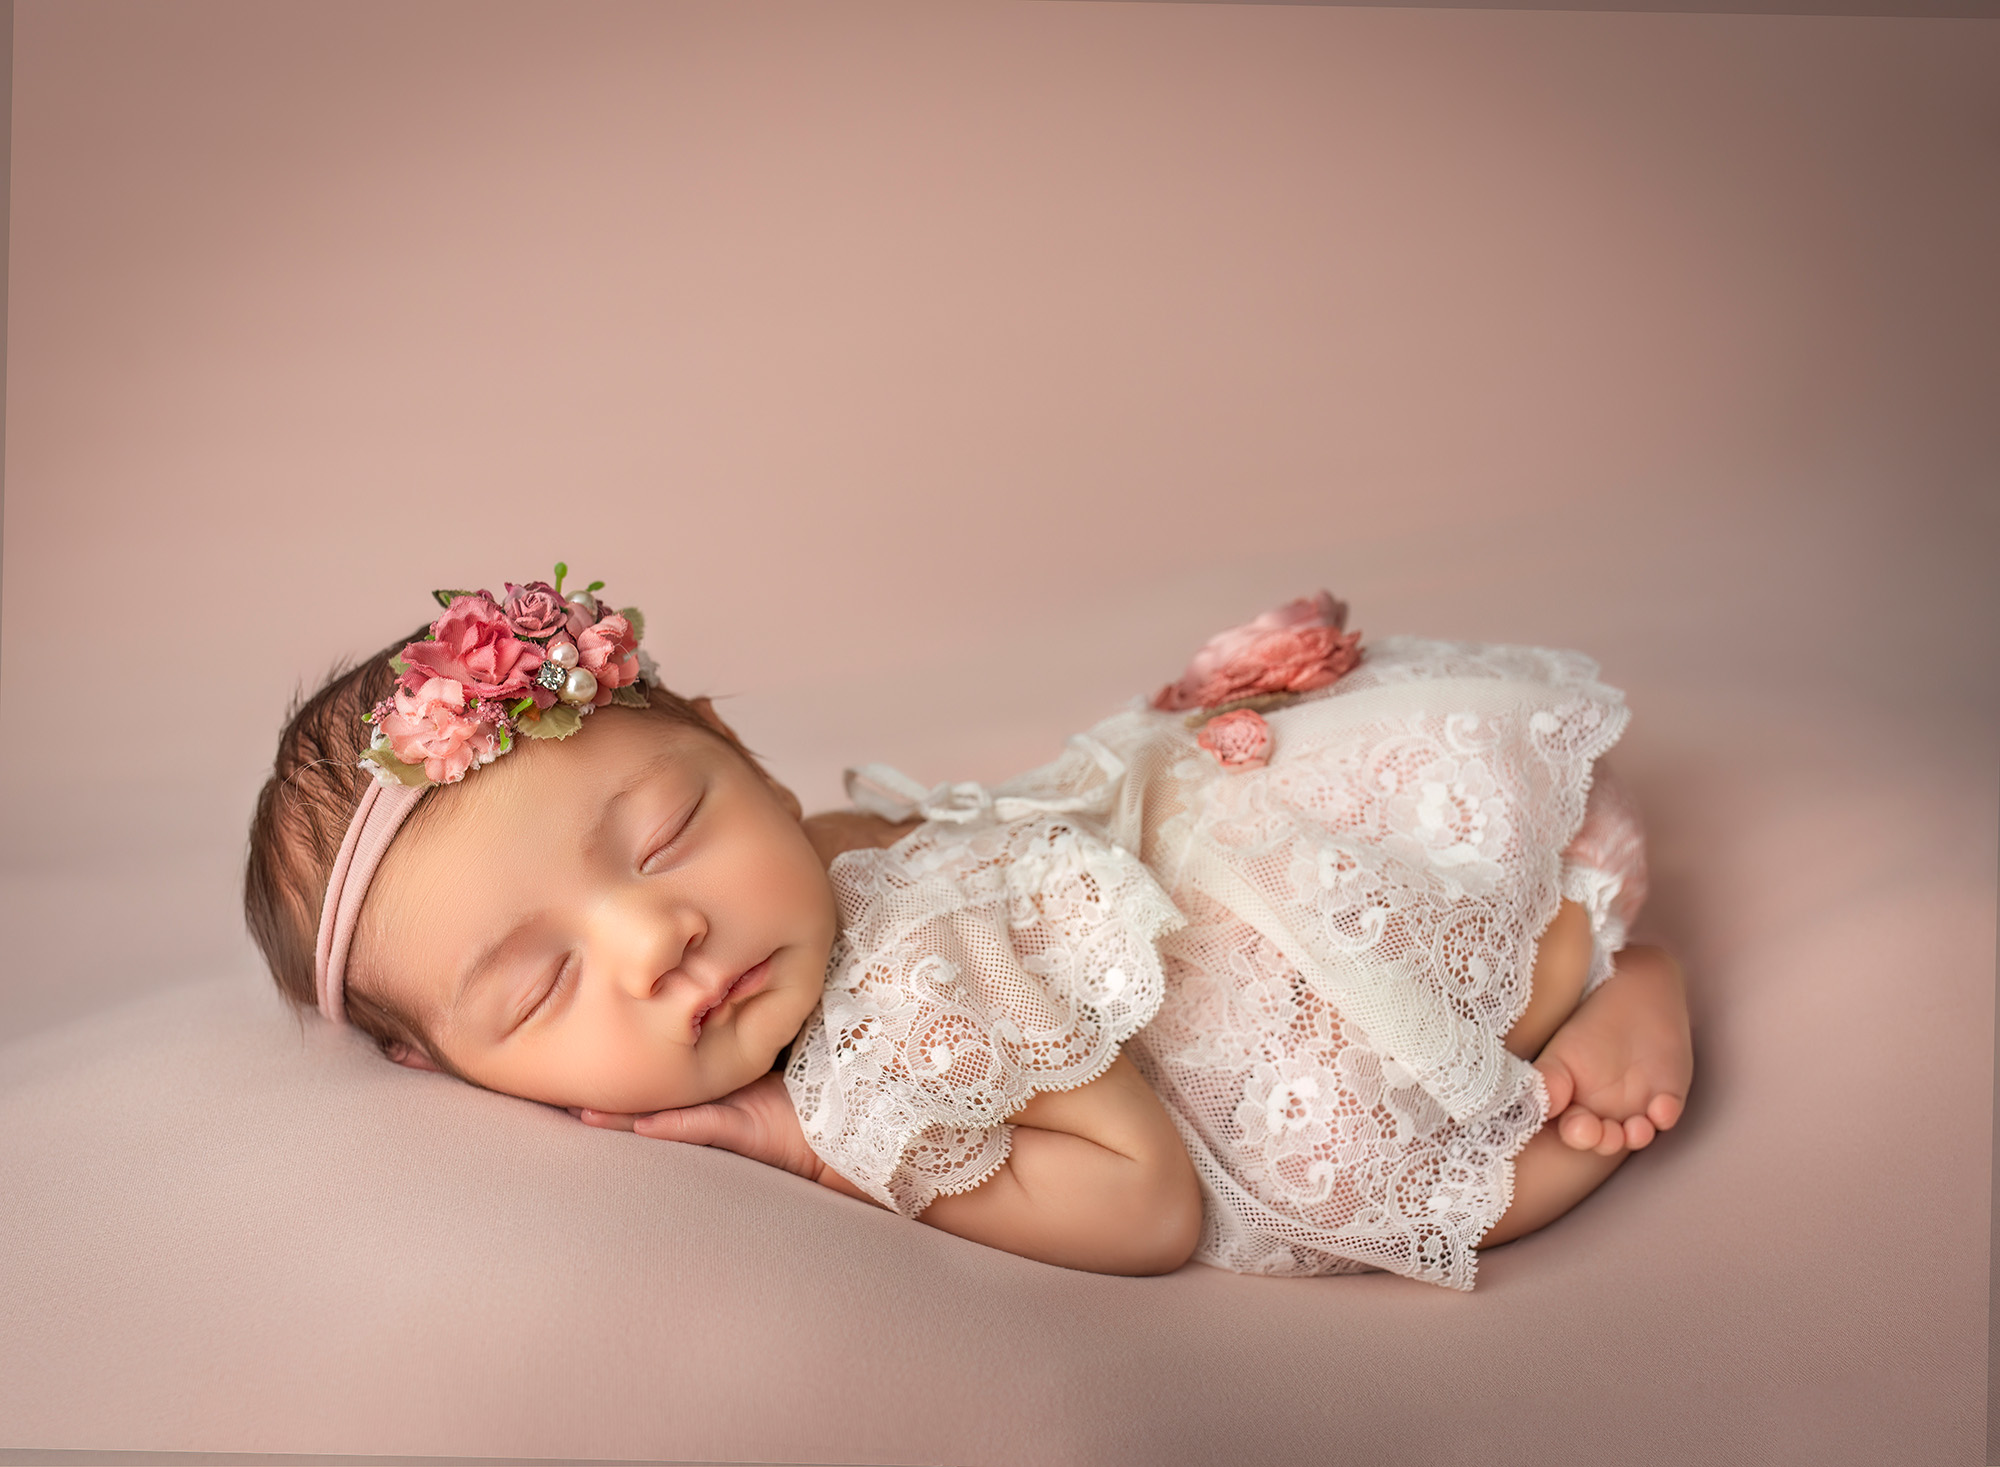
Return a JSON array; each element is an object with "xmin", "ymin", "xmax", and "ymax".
[
  {"xmin": 785, "ymin": 808, "xmax": 1186, "ymax": 1217},
  {"xmin": 790, "ymin": 637, "xmax": 1647, "ymax": 1289}
]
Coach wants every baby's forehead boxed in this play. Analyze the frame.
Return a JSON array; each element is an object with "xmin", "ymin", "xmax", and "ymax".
[{"xmin": 475, "ymin": 707, "xmax": 724, "ymax": 804}]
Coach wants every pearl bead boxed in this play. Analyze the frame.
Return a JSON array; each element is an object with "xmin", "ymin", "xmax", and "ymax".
[
  {"xmin": 569, "ymin": 591, "xmax": 596, "ymax": 609},
  {"xmin": 561, "ymin": 667, "xmax": 599, "ymax": 705},
  {"xmin": 547, "ymin": 640, "xmax": 580, "ymax": 669}
]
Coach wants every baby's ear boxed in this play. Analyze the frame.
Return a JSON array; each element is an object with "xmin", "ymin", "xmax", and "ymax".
[{"xmin": 385, "ymin": 1041, "xmax": 444, "ymax": 1073}]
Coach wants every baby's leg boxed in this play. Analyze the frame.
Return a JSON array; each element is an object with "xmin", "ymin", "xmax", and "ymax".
[
  {"xmin": 1482, "ymin": 947, "xmax": 1693, "ymax": 1248},
  {"xmin": 1478, "ymin": 1124, "xmax": 1628, "ymax": 1247},
  {"xmin": 1503, "ymin": 899, "xmax": 1595, "ymax": 1060},
  {"xmin": 1503, "ymin": 763, "xmax": 1646, "ymax": 1059}
]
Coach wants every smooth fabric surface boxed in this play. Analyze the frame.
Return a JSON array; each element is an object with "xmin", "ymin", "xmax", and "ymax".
[{"xmin": 1, "ymin": 2, "xmax": 1994, "ymax": 1463}]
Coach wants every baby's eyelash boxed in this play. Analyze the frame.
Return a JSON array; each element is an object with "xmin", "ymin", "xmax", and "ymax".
[
  {"xmin": 642, "ymin": 793, "xmax": 705, "ymax": 871},
  {"xmin": 529, "ymin": 954, "xmax": 578, "ymax": 1021}
]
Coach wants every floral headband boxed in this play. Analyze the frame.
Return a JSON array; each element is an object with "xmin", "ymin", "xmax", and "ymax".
[
  {"xmin": 315, "ymin": 564, "xmax": 657, "ymax": 1025},
  {"xmin": 358, "ymin": 562, "xmax": 657, "ymax": 791}
]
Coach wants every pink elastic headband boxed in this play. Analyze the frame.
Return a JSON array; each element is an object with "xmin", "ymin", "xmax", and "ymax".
[{"xmin": 313, "ymin": 780, "xmax": 425, "ymax": 1024}]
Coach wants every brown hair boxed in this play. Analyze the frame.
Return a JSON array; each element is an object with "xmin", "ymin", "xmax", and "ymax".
[{"xmin": 243, "ymin": 634, "xmax": 734, "ymax": 1074}]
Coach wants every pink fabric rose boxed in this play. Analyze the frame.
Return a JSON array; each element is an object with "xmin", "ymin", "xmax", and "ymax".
[
  {"xmin": 401, "ymin": 594, "xmax": 544, "ymax": 700},
  {"xmin": 563, "ymin": 593, "xmax": 608, "ymax": 639},
  {"xmin": 1152, "ymin": 591, "xmax": 1363, "ymax": 712},
  {"xmin": 501, "ymin": 581, "xmax": 571, "ymax": 641},
  {"xmin": 1197, "ymin": 708, "xmax": 1273, "ymax": 771},
  {"xmin": 575, "ymin": 613, "xmax": 641, "ymax": 705},
  {"xmin": 380, "ymin": 677, "xmax": 506, "ymax": 784}
]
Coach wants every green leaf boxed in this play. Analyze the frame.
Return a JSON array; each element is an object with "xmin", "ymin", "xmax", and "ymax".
[
  {"xmin": 359, "ymin": 745, "xmax": 432, "ymax": 788},
  {"xmin": 618, "ymin": 607, "xmax": 646, "ymax": 641},
  {"xmin": 586, "ymin": 580, "xmax": 605, "ymax": 593},
  {"xmin": 515, "ymin": 703, "xmax": 583, "ymax": 741},
  {"xmin": 431, "ymin": 588, "xmax": 474, "ymax": 609},
  {"xmin": 611, "ymin": 681, "xmax": 651, "ymax": 708},
  {"xmin": 388, "ymin": 653, "xmax": 411, "ymax": 675}
]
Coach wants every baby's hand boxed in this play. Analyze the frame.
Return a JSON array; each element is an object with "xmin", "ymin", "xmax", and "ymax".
[{"xmin": 571, "ymin": 1073, "xmax": 827, "ymax": 1184}]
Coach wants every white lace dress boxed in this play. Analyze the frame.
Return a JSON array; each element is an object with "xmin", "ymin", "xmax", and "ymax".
[{"xmin": 783, "ymin": 637, "xmax": 1648, "ymax": 1290}]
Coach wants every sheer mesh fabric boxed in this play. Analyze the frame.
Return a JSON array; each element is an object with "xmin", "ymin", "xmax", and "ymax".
[
  {"xmin": 786, "ymin": 637, "xmax": 1647, "ymax": 1289},
  {"xmin": 785, "ymin": 806, "xmax": 1186, "ymax": 1217}
]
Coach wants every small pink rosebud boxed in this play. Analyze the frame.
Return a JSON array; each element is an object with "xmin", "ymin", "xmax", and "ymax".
[
  {"xmin": 575, "ymin": 613, "xmax": 641, "ymax": 705},
  {"xmin": 1198, "ymin": 708, "xmax": 1273, "ymax": 771},
  {"xmin": 500, "ymin": 581, "xmax": 571, "ymax": 641}
]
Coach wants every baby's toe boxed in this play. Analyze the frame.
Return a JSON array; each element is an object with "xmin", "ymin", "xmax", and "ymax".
[
  {"xmin": 1647, "ymin": 1093, "xmax": 1685, "ymax": 1132},
  {"xmin": 1623, "ymin": 1114, "xmax": 1656, "ymax": 1150},
  {"xmin": 1593, "ymin": 1122, "xmax": 1627, "ymax": 1157},
  {"xmin": 1535, "ymin": 1055, "xmax": 1577, "ymax": 1121},
  {"xmin": 1557, "ymin": 1105, "xmax": 1603, "ymax": 1151}
]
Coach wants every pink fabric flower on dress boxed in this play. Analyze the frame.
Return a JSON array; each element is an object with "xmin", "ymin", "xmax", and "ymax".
[
  {"xmin": 575, "ymin": 613, "xmax": 640, "ymax": 706},
  {"xmin": 401, "ymin": 594, "xmax": 544, "ymax": 700},
  {"xmin": 1197, "ymin": 709, "xmax": 1273, "ymax": 771},
  {"xmin": 1152, "ymin": 591, "xmax": 1363, "ymax": 713},
  {"xmin": 380, "ymin": 677, "xmax": 506, "ymax": 785}
]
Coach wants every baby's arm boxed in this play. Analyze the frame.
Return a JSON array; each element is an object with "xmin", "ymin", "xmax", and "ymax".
[
  {"xmin": 909, "ymin": 1051, "xmax": 1203, "ymax": 1276},
  {"xmin": 581, "ymin": 1052, "xmax": 1203, "ymax": 1277}
]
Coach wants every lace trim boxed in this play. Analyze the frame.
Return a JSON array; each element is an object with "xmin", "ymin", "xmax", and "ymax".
[{"xmin": 787, "ymin": 810, "xmax": 1186, "ymax": 1218}]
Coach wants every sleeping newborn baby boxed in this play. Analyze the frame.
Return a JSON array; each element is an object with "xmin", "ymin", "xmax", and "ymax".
[{"xmin": 245, "ymin": 567, "xmax": 1693, "ymax": 1288}]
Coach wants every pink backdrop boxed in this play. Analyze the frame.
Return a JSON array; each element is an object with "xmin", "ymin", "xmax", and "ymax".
[{"xmin": 1, "ymin": 2, "xmax": 1995, "ymax": 1463}]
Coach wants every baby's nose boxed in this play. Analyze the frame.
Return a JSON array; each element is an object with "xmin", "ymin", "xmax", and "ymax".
[{"xmin": 595, "ymin": 895, "xmax": 703, "ymax": 1001}]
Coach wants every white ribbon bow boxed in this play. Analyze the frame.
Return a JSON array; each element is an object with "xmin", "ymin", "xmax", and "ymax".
[{"xmin": 843, "ymin": 734, "xmax": 1127, "ymax": 826}]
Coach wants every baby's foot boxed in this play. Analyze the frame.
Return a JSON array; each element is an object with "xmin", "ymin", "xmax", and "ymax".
[{"xmin": 1533, "ymin": 945, "xmax": 1692, "ymax": 1156}]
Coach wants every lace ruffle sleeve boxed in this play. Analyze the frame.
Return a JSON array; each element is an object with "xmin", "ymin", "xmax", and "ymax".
[{"xmin": 783, "ymin": 794, "xmax": 1186, "ymax": 1219}]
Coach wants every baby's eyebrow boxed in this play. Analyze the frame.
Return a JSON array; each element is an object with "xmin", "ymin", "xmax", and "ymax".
[{"xmin": 581, "ymin": 749, "xmax": 688, "ymax": 861}]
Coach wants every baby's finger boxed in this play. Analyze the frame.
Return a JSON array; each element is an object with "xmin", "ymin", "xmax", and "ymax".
[
  {"xmin": 637, "ymin": 1102, "xmax": 772, "ymax": 1161},
  {"xmin": 631, "ymin": 1107, "xmax": 709, "ymax": 1142},
  {"xmin": 633, "ymin": 1104, "xmax": 754, "ymax": 1152},
  {"xmin": 576, "ymin": 1108, "xmax": 638, "ymax": 1131}
]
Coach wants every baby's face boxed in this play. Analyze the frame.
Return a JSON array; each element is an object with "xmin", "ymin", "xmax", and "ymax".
[{"xmin": 353, "ymin": 705, "xmax": 838, "ymax": 1115}]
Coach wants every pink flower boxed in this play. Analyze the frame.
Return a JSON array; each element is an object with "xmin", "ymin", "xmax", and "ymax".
[
  {"xmin": 1197, "ymin": 708, "xmax": 1273, "ymax": 771},
  {"xmin": 575, "ymin": 613, "xmax": 641, "ymax": 706},
  {"xmin": 401, "ymin": 594, "xmax": 544, "ymax": 700},
  {"xmin": 380, "ymin": 677, "xmax": 506, "ymax": 784},
  {"xmin": 1152, "ymin": 591, "xmax": 1363, "ymax": 712},
  {"xmin": 563, "ymin": 594, "xmax": 607, "ymax": 639},
  {"xmin": 500, "ymin": 581, "xmax": 570, "ymax": 641}
]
